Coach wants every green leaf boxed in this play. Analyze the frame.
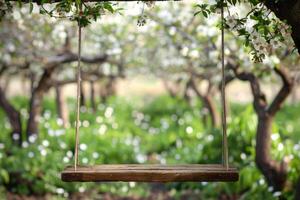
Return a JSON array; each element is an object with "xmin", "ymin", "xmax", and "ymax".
[
  {"xmin": 0, "ymin": 169, "xmax": 9, "ymax": 184},
  {"xmin": 29, "ymin": 1, "xmax": 33, "ymax": 14},
  {"xmin": 17, "ymin": 0, "xmax": 22, "ymax": 8},
  {"xmin": 202, "ymin": 10, "xmax": 208, "ymax": 18},
  {"xmin": 103, "ymin": 2, "xmax": 114, "ymax": 13}
]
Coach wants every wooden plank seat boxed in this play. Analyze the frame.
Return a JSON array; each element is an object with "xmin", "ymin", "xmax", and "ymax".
[{"xmin": 61, "ymin": 164, "xmax": 239, "ymax": 182}]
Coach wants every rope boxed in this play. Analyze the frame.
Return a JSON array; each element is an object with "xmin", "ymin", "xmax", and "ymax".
[
  {"xmin": 221, "ymin": 1, "xmax": 229, "ymax": 169},
  {"xmin": 74, "ymin": 16, "xmax": 82, "ymax": 171}
]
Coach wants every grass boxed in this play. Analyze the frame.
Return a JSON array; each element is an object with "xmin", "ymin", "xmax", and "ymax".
[{"xmin": 0, "ymin": 95, "xmax": 299, "ymax": 199}]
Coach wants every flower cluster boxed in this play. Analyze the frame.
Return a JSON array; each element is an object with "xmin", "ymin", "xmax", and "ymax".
[
  {"xmin": 225, "ymin": 15, "xmax": 240, "ymax": 30},
  {"xmin": 250, "ymin": 31, "xmax": 268, "ymax": 56},
  {"xmin": 137, "ymin": 14, "xmax": 147, "ymax": 26},
  {"xmin": 0, "ymin": 0, "xmax": 12, "ymax": 20}
]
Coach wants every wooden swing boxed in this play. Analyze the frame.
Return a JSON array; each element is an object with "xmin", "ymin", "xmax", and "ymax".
[{"xmin": 61, "ymin": 3, "xmax": 239, "ymax": 182}]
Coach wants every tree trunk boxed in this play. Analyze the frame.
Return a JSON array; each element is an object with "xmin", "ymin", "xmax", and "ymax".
[
  {"xmin": 255, "ymin": 113, "xmax": 287, "ymax": 191},
  {"xmin": 107, "ymin": 77, "xmax": 116, "ymax": 97},
  {"xmin": 26, "ymin": 65, "xmax": 56, "ymax": 137},
  {"xmin": 230, "ymin": 66, "xmax": 293, "ymax": 193},
  {"xmin": 183, "ymin": 81, "xmax": 192, "ymax": 106},
  {"xmin": 162, "ymin": 79, "xmax": 178, "ymax": 98},
  {"xmin": 80, "ymin": 81, "xmax": 86, "ymax": 107},
  {"xmin": 99, "ymin": 77, "xmax": 116, "ymax": 103},
  {"xmin": 55, "ymin": 84, "xmax": 69, "ymax": 128},
  {"xmin": 0, "ymin": 87, "xmax": 22, "ymax": 146},
  {"xmin": 90, "ymin": 80, "xmax": 96, "ymax": 112},
  {"xmin": 264, "ymin": 0, "xmax": 300, "ymax": 54},
  {"xmin": 203, "ymin": 94, "xmax": 220, "ymax": 128},
  {"xmin": 296, "ymin": 178, "xmax": 300, "ymax": 200},
  {"xmin": 189, "ymin": 79, "xmax": 220, "ymax": 128},
  {"xmin": 26, "ymin": 90, "xmax": 44, "ymax": 137},
  {"xmin": 30, "ymin": 72, "xmax": 36, "ymax": 94}
]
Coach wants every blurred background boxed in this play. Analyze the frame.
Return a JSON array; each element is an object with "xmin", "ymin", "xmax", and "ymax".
[{"xmin": 0, "ymin": 1, "xmax": 300, "ymax": 199}]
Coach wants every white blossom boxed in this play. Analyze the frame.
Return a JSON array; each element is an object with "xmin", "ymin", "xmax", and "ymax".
[
  {"xmin": 79, "ymin": 143, "xmax": 87, "ymax": 151},
  {"xmin": 42, "ymin": 140, "xmax": 49, "ymax": 147}
]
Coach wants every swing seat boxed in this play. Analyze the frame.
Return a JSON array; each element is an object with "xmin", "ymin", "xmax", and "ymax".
[{"xmin": 61, "ymin": 164, "xmax": 239, "ymax": 182}]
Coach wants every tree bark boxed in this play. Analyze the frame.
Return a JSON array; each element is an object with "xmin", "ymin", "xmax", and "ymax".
[
  {"xmin": 230, "ymin": 65, "xmax": 293, "ymax": 192},
  {"xmin": 183, "ymin": 80, "xmax": 192, "ymax": 106},
  {"xmin": 296, "ymin": 178, "xmax": 300, "ymax": 200},
  {"xmin": 255, "ymin": 114, "xmax": 287, "ymax": 191},
  {"xmin": 264, "ymin": 0, "xmax": 300, "ymax": 54},
  {"xmin": 0, "ymin": 87, "xmax": 22, "ymax": 146},
  {"xmin": 99, "ymin": 77, "xmax": 117, "ymax": 103},
  {"xmin": 90, "ymin": 80, "xmax": 96, "ymax": 112},
  {"xmin": 55, "ymin": 84, "xmax": 69, "ymax": 128},
  {"xmin": 26, "ymin": 65, "xmax": 56, "ymax": 137},
  {"xmin": 80, "ymin": 81, "xmax": 86, "ymax": 107},
  {"xmin": 189, "ymin": 78, "xmax": 220, "ymax": 128}
]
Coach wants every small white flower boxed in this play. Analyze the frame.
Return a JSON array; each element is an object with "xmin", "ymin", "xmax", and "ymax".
[
  {"xmin": 28, "ymin": 151, "xmax": 34, "ymax": 158},
  {"xmin": 270, "ymin": 38, "xmax": 283, "ymax": 49},
  {"xmin": 55, "ymin": 130, "xmax": 65, "ymax": 137},
  {"xmin": 129, "ymin": 182, "xmax": 136, "ymax": 188},
  {"xmin": 79, "ymin": 186, "xmax": 85, "ymax": 193},
  {"xmin": 82, "ymin": 157, "xmax": 88, "ymax": 164},
  {"xmin": 43, "ymin": 111, "xmax": 51, "ymax": 119},
  {"xmin": 48, "ymin": 130, "xmax": 54, "ymax": 137},
  {"xmin": 96, "ymin": 116, "xmax": 103, "ymax": 123},
  {"xmin": 136, "ymin": 153, "xmax": 146, "ymax": 163},
  {"xmin": 28, "ymin": 134, "xmax": 37, "ymax": 143},
  {"xmin": 294, "ymin": 144, "xmax": 300, "ymax": 151},
  {"xmin": 273, "ymin": 191, "xmax": 281, "ymax": 197},
  {"xmin": 176, "ymin": 139, "xmax": 182, "ymax": 148},
  {"xmin": 104, "ymin": 107, "xmax": 114, "ymax": 118},
  {"xmin": 22, "ymin": 141, "xmax": 29, "ymax": 148},
  {"xmin": 57, "ymin": 118, "xmax": 64, "ymax": 126},
  {"xmin": 80, "ymin": 106, "xmax": 87, "ymax": 113},
  {"xmin": 59, "ymin": 142, "xmax": 67, "ymax": 149},
  {"xmin": 98, "ymin": 124, "xmax": 107, "ymax": 135},
  {"xmin": 240, "ymin": 153, "xmax": 247, "ymax": 160},
  {"xmin": 82, "ymin": 120, "xmax": 90, "ymax": 127},
  {"xmin": 66, "ymin": 151, "xmax": 73, "ymax": 158},
  {"xmin": 0, "ymin": 143, "xmax": 4, "ymax": 149},
  {"xmin": 226, "ymin": 15, "xmax": 239, "ymax": 29},
  {"xmin": 207, "ymin": 135, "xmax": 214, "ymax": 142},
  {"xmin": 79, "ymin": 143, "xmax": 87, "ymax": 151},
  {"xmin": 180, "ymin": 46, "xmax": 189, "ymax": 56},
  {"xmin": 38, "ymin": 145, "xmax": 43, "ymax": 151},
  {"xmin": 12, "ymin": 133, "xmax": 20, "ymax": 140},
  {"xmin": 268, "ymin": 186, "xmax": 274, "ymax": 192},
  {"xmin": 41, "ymin": 149, "xmax": 47, "ymax": 156},
  {"xmin": 259, "ymin": 179, "xmax": 265, "ymax": 185},
  {"xmin": 278, "ymin": 143, "xmax": 284, "ymax": 151},
  {"xmin": 271, "ymin": 133, "xmax": 280, "ymax": 141},
  {"xmin": 186, "ymin": 126, "xmax": 193, "ymax": 134},
  {"xmin": 42, "ymin": 140, "xmax": 49, "ymax": 147},
  {"xmin": 92, "ymin": 152, "xmax": 99, "ymax": 159},
  {"xmin": 63, "ymin": 157, "xmax": 70, "ymax": 163},
  {"xmin": 56, "ymin": 188, "xmax": 64, "ymax": 194}
]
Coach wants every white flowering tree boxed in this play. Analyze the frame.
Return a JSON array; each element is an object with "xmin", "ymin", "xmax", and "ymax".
[
  {"xmin": 135, "ymin": 2, "xmax": 300, "ymax": 196},
  {"xmin": 0, "ymin": 9, "xmax": 131, "ymax": 141}
]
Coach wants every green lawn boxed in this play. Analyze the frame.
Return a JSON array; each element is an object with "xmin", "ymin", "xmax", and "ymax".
[{"xmin": 0, "ymin": 95, "xmax": 299, "ymax": 199}]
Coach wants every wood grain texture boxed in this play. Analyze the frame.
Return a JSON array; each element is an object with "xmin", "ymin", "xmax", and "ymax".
[{"xmin": 61, "ymin": 164, "xmax": 239, "ymax": 182}]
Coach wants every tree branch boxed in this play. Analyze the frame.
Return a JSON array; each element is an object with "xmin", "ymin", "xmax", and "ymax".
[
  {"xmin": 268, "ymin": 67, "xmax": 294, "ymax": 116},
  {"xmin": 228, "ymin": 63, "xmax": 267, "ymax": 113}
]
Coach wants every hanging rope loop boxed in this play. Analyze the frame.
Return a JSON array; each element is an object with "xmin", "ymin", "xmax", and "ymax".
[
  {"xmin": 74, "ymin": 5, "xmax": 83, "ymax": 171},
  {"xmin": 221, "ymin": 0, "xmax": 229, "ymax": 169}
]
